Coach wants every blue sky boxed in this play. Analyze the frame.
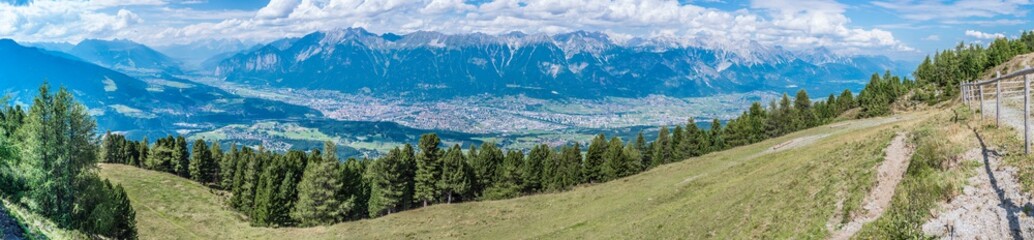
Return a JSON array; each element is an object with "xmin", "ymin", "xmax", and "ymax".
[{"xmin": 0, "ymin": 0, "xmax": 1031, "ymax": 60}]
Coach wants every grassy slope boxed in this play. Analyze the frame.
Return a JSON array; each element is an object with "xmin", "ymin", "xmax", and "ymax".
[{"xmin": 99, "ymin": 112, "xmax": 933, "ymax": 239}]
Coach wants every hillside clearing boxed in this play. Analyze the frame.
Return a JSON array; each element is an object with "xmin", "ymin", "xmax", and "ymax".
[{"xmin": 99, "ymin": 112, "xmax": 933, "ymax": 239}]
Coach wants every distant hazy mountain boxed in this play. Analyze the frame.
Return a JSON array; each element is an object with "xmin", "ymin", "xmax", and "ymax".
[
  {"xmin": 154, "ymin": 39, "xmax": 252, "ymax": 71},
  {"xmin": 66, "ymin": 39, "xmax": 184, "ymax": 74},
  {"xmin": 214, "ymin": 28, "xmax": 908, "ymax": 99},
  {"xmin": 0, "ymin": 39, "xmax": 319, "ymax": 138}
]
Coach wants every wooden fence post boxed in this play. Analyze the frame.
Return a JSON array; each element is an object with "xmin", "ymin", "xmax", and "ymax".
[
  {"xmin": 980, "ymin": 85, "xmax": 985, "ymax": 120},
  {"xmin": 997, "ymin": 71, "xmax": 1002, "ymax": 126},
  {"xmin": 1026, "ymin": 66, "xmax": 1031, "ymax": 155}
]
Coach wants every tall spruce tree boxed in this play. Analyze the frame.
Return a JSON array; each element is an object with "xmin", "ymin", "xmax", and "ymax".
[
  {"xmin": 400, "ymin": 144, "xmax": 417, "ymax": 210},
  {"xmin": 292, "ymin": 144, "xmax": 349, "ymax": 226},
  {"xmin": 601, "ymin": 137, "xmax": 627, "ymax": 181},
  {"xmin": 438, "ymin": 144, "xmax": 471, "ymax": 204},
  {"xmin": 414, "ymin": 134, "xmax": 442, "ymax": 207},
  {"xmin": 18, "ymin": 85, "xmax": 98, "ymax": 226},
  {"xmin": 558, "ymin": 143, "xmax": 582, "ymax": 190},
  {"xmin": 522, "ymin": 144, "xmax": 549, "ymax": 192},
  {"xmin": 189, "ymin": 139, "xmax": 211, "ymax": 183},
  {"xmin": 651, "ymin": 126, "xmax": 672, "ymax": 166},
  {"xmin": 583, "ymin": 134, "xmax": 607, "ymax": 183},
  {"xmin": 367, "ymin": 148, "xmax": 407, "ymax": 216},
  {"xmin": 471, "ymin": 142, "xmax": 503, "ymax": 198},
  {"xmin": 173, "ymin": 136, "xmax": 190, "ymax": 178},
  {"xmin": 483, "ymin": 149, "xmax": 523, "ymax": 200}
]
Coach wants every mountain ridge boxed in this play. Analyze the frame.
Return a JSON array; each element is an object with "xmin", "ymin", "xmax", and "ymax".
[{"xmin": 214, "ymin": 27, "xmax": 909, "ymax": 99}]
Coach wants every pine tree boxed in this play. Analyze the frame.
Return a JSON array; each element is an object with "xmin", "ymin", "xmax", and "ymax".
[
  {"xmin": 367, "ymin": 148, "xmax": 407, "ymax": 216},
  {"xmin": 414, "ymin": 134, "xmax": 442, "ymax": 207},
  {"xmin": 400, "ymin": 144, "xmax": 417, "ymax": 210},
  {"xmin": 601, "ymin": 137, "xmax": 626, "ymax": 181},
  {"xmin": 173, "ymin": 136, "xmax": 190, "ymax": 178},
  {"xmin": 111, "ymin": 184, "xmax": 138, "ymax": 240},
  {"xmin": 220, "ymin": 143, "xmax": 239, "ymax": 190},
  {"xmin": 680, "ymin": 120, "xmax": 702, "ymax": 157},
  {"xmin": 471, "ymin": 142, "xmax": 502, "ymax": 198},
  {"xmin": 651, "ymin": 126, "xmax": 671, "ymax": 166},
  {"xmin": 292, "ymin": 152, "xmax": 349, "ymax": 226},
  {"xmin": 671, "ymin": 126, "xmax": 684, "ymax": 159},
  {"xmin": 558, "ymin": 143, "xmax": 583, "ymax": 189},
  {"xmin": 709, "ymin": 118, "xmax": 725, "ymax": 152},
  {"xmin": 18, "ymin": 84, "xmax": 98, "ymax": 226},
  {"xmin": 438, "ymin": 144, "xmax": 471, "ymax": 204},
  {"xmin": 483, "ymin": 150, "xmax": 523, "ymax": 200},
  {"xmin": 622, "ymin": 142, "xmax": 643, "ymax": 176},
  {"xmin": 522, "ymin": 144, "xmax": 549, "ymax": 192},
  {"xmin": 340, "ymin": 157, "xmax": 367, "ymax": 220},
  {"xmin": 634, "ymin": 131, "xmax": 650, "ymax": 169},
  {"xmin": 583, "ymin": 134, "xmax": 607, "ymax": 183},
  {"xmin": 189, "ymin": 139, "xmax": 211, "ymax": 183},
  {"xmin": 794, "ymin": 89, "xmax": 815, "ymax": 129},
  {"xmin": 209, "ymin": 142, "xmax": 223, "ymax": 186},
  {"xmin": 137, "ymin": 136, "xmax": 148, "ymax": 168}
]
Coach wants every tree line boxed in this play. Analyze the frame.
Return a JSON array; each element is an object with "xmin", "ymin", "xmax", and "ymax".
[
  {"xmin": 0, "ymin": 84, "xmax": 137, "ymax": 239},
  {"xmin": 98, "ymin": 86, "xmax": 869, "ymax": 227},
  {"xmin": 913, "ymin": 31, "xmax": 1034, "ymax": 101}
]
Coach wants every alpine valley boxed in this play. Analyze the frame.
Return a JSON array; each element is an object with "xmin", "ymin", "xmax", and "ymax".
[{"xmin": 4, "ymin": 28, "xmax": 909, "ymax": 158}]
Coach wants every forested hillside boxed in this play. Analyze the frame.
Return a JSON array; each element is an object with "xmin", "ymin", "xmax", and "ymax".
[{"xmin": 0, "ymin": 85, "xmax": 136, "ymax": 239}]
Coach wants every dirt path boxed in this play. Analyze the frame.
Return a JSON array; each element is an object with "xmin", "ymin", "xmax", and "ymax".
[
  {"xmin": 829, "ymin": 132, "xmax": 914, "ymax": 240},
  {"xmin": 922, "ymin": 131, "xmax": 1034, "ymax": 239}
]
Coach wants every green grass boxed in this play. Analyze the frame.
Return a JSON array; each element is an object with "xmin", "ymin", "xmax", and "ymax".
[
  {"xmin": 854, "ymin": 108, "xmax": 974, "ymax": 238},
  {"xmin": 99, "ymin": 112, "xmax": 934, "ymax": 239}
]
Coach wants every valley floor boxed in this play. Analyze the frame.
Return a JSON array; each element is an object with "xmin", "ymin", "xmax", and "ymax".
[{"xmin": 100, "ymin": 110, "xmax": 936, "ymax": 239}]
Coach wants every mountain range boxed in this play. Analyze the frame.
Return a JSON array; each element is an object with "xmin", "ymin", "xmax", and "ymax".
[
  {"xmin": 0, "ymin": 39, "xmax": 318, "ymax": 138},
  {"xmin": 213, "ymin": 28, "xmax": 910, "ymax": 99}
]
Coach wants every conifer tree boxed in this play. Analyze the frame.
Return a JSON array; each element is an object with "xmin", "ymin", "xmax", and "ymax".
[
  {"xmin": 583, "ymin": 134, "xmax": 607, "ymax": 183},
  {"xmin": 400, "ymin": 144, "xmax": 417, "ymax": 210},
  {"xmin": 558, "ymin": 143, "xmax": 582, "ymax": 189},
  {"xmin": 651, "ymin": 126, "xmax": 671, "ymax": 166},
  {"xmin": 483, "ymin": 149, "xmax": 523, "ymax": 200},
  {"xmin": 414, "ymin": 134, "xmax": 442, "ymax": 207},
  {"xmin": 471, "ymin": 142, "xmax": 502, "ymax": 198},
  {"xmin": 340, "ymin": 157, "xmax": 367, "ymax": 220},
  {"xmin": 367, "ymin": 148, "xmax": 407, "ymax": 216},
  {"xmin": 622, "ymin": 142, "xmax": 643, "ymax": 175},
  {"xmin": 18, "ymin": 85, "xmax": 98, "ymax": 226},
  {"xmin": 438, "ymin": 144, "xmax": 471, "ymax": 204},
  {"xmin": 634, "ymin": 131, "xmax": 650, "ymax": 169},
  {"xmin": 671, "ymin": 126, "xmax": 684, "ymax": 159},
  {"xmin": 292, "ymin": 146, "xmax": 349, "ymax": 226},
  {"xmin": 110, "ymin": 184, "xmax": 138, "ymax": 239},
  {"xmin": 189, "ymin": 139, "xmax": 211, "ymax": 183},
  {"xmin": 522, "ymin": 144, "xmax": 549, "ymax": 192},
  {"xmin": 210, "ymin": 142, "xmax": 223, "ymax": 186},
  {"xmin": 173, "ymin": 136, "xmax": 190, "ymax": 178},
  {"xmin": 601, "ymin": 137, "xmax": 626, "ymax": 181},
  {"xmin": 709, "ymin": 118, "xmax": 725, "ymax": 152},
  {"xmin": 137, "ymin": 136, "xmax": 148, "ymax": 167},
  {"xmin": 220, "ymin": 143, "xmax": 238, "ymax": 189}
]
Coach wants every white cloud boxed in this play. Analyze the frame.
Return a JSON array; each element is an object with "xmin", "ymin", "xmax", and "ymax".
[
  {"xmin": 256, "ymin": 0, "xmax": 301, "ymax": 19},
  {"xmin": 923, "ymin": 35, "xmax": 940, "ymax": 41},
  {"xmin": 0, "ymin": 0, "xmax": 914, "ymax": 56},
  {"xmin": 965, "ymin": 30, "xmax": 1005, "ymax": 39},
  {"xmin": 0, "ymin": 0, "xmax": 160, "ymax": 42},
  {"xmin": 872, "ymin": 0, "xmax": 1033, "ymax": 21}
]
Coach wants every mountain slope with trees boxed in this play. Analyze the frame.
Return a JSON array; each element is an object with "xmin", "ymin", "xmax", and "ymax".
[{"xmin": 98, "ymin": 109, "xmax": 935, "ymax": 239}]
